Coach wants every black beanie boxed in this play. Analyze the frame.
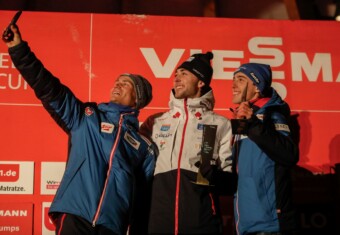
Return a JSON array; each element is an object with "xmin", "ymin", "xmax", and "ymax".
[
  {"xmin": 177, "ymin": 52, "xmax": 214, "ymax": 87},
  {"xmin": 122, "ymin": 73, "xmax": 153, "ymax": 110}
]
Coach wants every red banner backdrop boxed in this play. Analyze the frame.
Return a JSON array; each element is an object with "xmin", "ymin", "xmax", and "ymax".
[
  {"xmin": 0, "ymin": 10, "xmax": 339, "ymax": 235},
  {"xmin": 0, "ymin": 203, "xmax": 33, "ymax": 234}
]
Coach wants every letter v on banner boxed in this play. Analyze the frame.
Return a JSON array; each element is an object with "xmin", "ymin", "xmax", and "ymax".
[{"xmin": 140, "ymin": 48, "xmax": 185, "ymax": 78}]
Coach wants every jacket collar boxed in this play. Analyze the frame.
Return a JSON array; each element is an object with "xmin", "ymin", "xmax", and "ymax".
[
  {"xmin": 169, "ymin": 89, "xmax": 215, "ymax": 112},
  {"xmin": 98, "ymin": 102, "xmax": 139, "ymax": 129}
]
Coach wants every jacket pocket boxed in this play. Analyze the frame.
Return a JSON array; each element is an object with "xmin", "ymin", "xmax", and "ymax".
[
  {"xmin": 53, "ymin": 157, "xmax": 86, "ymax": 200},
  {"xmin": 237, "ymin": 177, "xmax": 273, "ymax": 225}
]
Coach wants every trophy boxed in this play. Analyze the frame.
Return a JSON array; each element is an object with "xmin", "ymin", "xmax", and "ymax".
[{"xmin": 192, "ymin": 124, "xmax": 217, "ymax": 186}]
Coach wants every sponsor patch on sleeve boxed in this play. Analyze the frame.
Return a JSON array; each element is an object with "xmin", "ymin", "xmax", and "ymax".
[
  {"xmin": 275, "ymin": 123, "xmax": 290, "ymax": 132},
  {"xmin": 256, "ymin": 114, "xmax": 264, "ymax": 120},
  {"xmin": 140, "ymin": 135, "xmax": 152, "ymax": 146},
  {"xmin": 124, "ymin": 132, "xmax": 141, "ymax": 150}
]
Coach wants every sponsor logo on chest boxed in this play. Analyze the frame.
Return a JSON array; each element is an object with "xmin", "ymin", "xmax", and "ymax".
[{"xmin": 101, "ymin": 122, "xmax": 114, "ymax": 133}]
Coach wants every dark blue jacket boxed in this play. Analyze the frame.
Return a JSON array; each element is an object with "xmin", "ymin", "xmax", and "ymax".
[
  {"xmin": 9, "ymin": 42, "xmax": 156, "ymax": 235},
  {"xmin": 233, "ymin": 89, "xmax": 299, "ymax": 235}
]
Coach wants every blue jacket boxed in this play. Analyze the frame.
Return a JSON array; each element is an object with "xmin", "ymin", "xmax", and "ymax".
[
  {"xmin": 233, "ymin": 89, "xmax": 299, "ymax": 235},
  {"xmin": 9, "ymin": 42, "xmax": 156, "ymax": 235}
]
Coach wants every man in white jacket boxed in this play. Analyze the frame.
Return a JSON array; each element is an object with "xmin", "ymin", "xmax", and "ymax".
[{"xmin": 140, "ymin": 52, "xmax": 233, "ymax": 235}]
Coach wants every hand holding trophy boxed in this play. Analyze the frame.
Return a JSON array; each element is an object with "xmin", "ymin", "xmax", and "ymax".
[{"xmin": 192, "ymin": 124, "xmax": 217, "ymax": 186}]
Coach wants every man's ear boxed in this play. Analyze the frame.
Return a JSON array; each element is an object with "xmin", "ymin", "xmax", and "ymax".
[
  {"xmin": 198, "ymin": 80, "xmax": 205, "ymax": 88},
  {"xmin": 254, "ymin": 86, "xmax": 261, "ymax": 93}
]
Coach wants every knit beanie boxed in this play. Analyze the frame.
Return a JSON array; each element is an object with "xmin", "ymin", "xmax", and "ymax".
[
  {"xmin": 234, "ymin": 63, "xmax": 272, "ymax": 95},
  {"xmin": 177, "ymin": 52, "xmax": 214, "ymax": 87},
  {"xmin": 123, "ymin": 73, "xmax": 153, "ymax": 109}
]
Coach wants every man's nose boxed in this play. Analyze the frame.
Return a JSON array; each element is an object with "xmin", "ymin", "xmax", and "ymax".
[
  {"xmin": 174, "ymin": 75, "xmax": 181, "ymax": 82},
  {"xmin": 114, "ymin": 81, "xmax": 122, "ymax": 88}
]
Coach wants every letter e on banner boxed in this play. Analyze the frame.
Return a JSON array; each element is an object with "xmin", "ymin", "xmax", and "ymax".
[{"xmin": 0, "ymin": 164, "xmax": 19, "ymax": 182}]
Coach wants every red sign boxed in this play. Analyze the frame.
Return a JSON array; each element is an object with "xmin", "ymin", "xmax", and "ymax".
[
  {"xmin": 0, "ymin": 164, "xmax": 19, "ymax": 182},
  {"xmin": 0, "ymin": 203, "xmax": 33, "ymax": 234},
  {"xmin": 43, "ymin": 206, "xmax": 55, "ymax": 232}
]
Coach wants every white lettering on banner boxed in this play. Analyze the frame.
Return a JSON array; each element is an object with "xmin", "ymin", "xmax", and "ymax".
[
  {"xmin": 0, "ymin": 53, "xmax": 16, "ymax": 69},
  {"xmin": 0, "ymin": 73, "xmax": 28, "ymax": 90},
  {"xmin": 0, "ymin": 52, "xmax": 29, "ymax": 91},
  {"xmin": 140, "ymin": 48, "xmax": 210, "ymax": 78},
  {"xmin": 291, "ymin": 53, "xmax": 333, "ymax": 82},
  {"xmin": 212, "ymin": 50, "xmax": 244, "ymax": 79},
  {"xmin": 271, "ymin": 82, "xmax": 287, "ymax": 99},
  {"xmin": 141, "ymin": 36, "xmax": 339, "ymax": 83},
  {"xmin": 0, "ymin": 210, "xmax": 27, "ymax": 216},
  {"xmin": 0, "ymin": 226, "xmax": 20, "ymax": 232},
  {"xmin": 0, "ymin": 169, "xmax": 17, "ymax": 177},
  {"xmin": 140, "ymin": 48, "xmax": 185, "ymax": 78},
  {"xmin": 0, "ymin": 164, "xmax": 19, "ymax": 182},
  {"xmin": 248, "ymin": 37, "xmax": 285, "ymax": 79},
  {"xmin": 249, "ymin": 37, "xmax": 284, "ymax": 66}
]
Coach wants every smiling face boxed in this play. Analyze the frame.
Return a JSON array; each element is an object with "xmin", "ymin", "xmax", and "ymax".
[
  {"xmin": 109, "ymin": 75, "xmax": 136, "ymax": 108},
  {"xmin": 173, "ymin": 68, "xmax": 204, "ymax": 99},
  {"xmin": 232, "ymin": 72, "xmax": 260, "ymax": 104}
]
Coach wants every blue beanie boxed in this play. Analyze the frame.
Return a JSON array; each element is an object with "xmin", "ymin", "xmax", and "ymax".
[{"xmin": 234, "ymin": 63, "xmax": 272, "ymax": 94}]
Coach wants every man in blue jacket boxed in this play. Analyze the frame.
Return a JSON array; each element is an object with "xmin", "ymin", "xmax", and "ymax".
[
  {"xmin": 3, "ymin": 24, "xmax": 156, "ymax": 235},
  {"xmin": 230, "ymin": 63, "xmax": 299, "ymax": 235}
]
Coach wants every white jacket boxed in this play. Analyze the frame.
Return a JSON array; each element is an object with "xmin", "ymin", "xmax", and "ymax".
[{"xmin": 140, "ymin": 89, "xmax": 233, "ymax": 234}]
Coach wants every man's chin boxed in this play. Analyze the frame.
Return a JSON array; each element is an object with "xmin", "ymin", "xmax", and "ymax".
[
  {"xmin": 231, "ymin": 98, "xmax": 241, "ymax": 104},
  {"xmin": 174, "ymin": 91, "xmax": 184, "ymax": 99}
]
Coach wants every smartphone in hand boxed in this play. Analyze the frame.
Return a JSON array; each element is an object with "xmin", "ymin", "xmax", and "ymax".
[{"xmin": 2, "ymin": 11, "xmax": 22, "ymax": 42}]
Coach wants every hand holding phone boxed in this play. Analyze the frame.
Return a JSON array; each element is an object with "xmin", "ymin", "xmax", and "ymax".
[{"xmin": 2, "ymin": 11, "xmax": 22, "ymax": 43}]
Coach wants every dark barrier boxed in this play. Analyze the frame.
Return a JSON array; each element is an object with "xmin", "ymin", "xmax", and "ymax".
[
  {"xmin": 292, "ymin": 166, "xmax": 338, "ymax": 235},
  {"xmin": 219, "ymin": 165, "xmax": 340, "ymax": 235}
]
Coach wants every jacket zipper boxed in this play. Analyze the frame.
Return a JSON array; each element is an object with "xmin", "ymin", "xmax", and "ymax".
[
  {"xmin": 236, "ymin": 191, "xmax": 240, "ymax": 235},
  {"xmin": 233, "ymin": 135, "xmax": 241, "ymax": 234},
  {"xmin": 209, "ymin": 193, "xmax": 216, "ymax": 215},
  {"xmin": 174, "ymin": 99, "xmax": 188, "ymax": 235},
  {"xmin": 92, "ymin": 114, "xmax": 125, "ymax": 227}
]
